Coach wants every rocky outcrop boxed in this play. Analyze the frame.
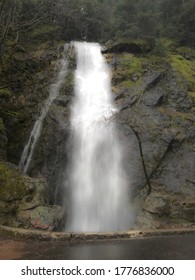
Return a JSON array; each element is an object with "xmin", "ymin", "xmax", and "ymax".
[
  {"xmin": 133, "ymin": 185, "xmax": 195, "ymax": 230},
  {"xmin": 102, "ymin": 39, "xmax": 153, "ymax": 54},
  {"xmin": 105, "ymin": 44, "xmax": 195, "ymax": 229},
  {"xmin": 26, "ymin": 68, "xmax": 74, "ymax": 204},
  {"xmin": 0, "ymin": 161, "xmax": 66, "ymax": 230}
]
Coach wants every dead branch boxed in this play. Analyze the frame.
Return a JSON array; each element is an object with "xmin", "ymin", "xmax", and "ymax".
[{"xmin": 129, "ymin": 124, "xmax": 152, "ymax": 195}]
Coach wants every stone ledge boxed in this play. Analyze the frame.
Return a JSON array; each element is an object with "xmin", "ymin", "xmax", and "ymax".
[{"xmin": 0, "ymin": 225, "xmax": 195, "ymax": 242}]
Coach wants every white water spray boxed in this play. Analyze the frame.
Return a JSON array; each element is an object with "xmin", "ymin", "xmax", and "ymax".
[
  {"xmin": 19, "ymin": 45, "xmax": 69, "ymax": 173},
  {"xmin": 68, "ymin": 42, "xmax": 131, "ymax": 232}
]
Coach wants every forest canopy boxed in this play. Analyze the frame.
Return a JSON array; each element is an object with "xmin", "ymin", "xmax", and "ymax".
[{"xmin": 0, "ymin": 0, "xmax": 195, "ymax": 50}]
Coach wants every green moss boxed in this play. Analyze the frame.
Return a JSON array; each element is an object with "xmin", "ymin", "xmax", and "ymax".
[
  {"xmin": 0, "ymin": 162, "xmax": 27, "ymax": 202},
  {"xmin": 122, "ymin": 79, "xmax": 134, "ymax": 88},
  {"xmin": 122, "ymin": 79, "xmax": 141, "ymax": 89},
  {"xmin": 170, "ymin": 54, "xmax": 195, "ymax": 91},
  {"xmin": 116, "ymin": 54, "xmax": 142, "ymax": 89},
  {"xmin": 118, "ymin": 54, "xmax": 168, "ymax": 89},
  {"xmin": 120, "ymin": 53, "xmax": 141, "ymax": 74}
]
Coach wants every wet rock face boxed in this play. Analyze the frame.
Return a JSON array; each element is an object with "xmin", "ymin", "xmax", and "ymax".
[
  {"xmin": 0, "ymin": 43, "xmax": 74, "ymax": 206},
  {"xmin": 133, "ymin": 185, "xmax": 195, "ymax": 230},
  {"xmin": 26, "ymin": 70, "xmax": 74, "ymax": 205},
  {"xmin": 106, "ymin": 44, "xmax": 195, "ymax": 229},
  {"xmin": 0, "ymin": 161, "xmax": 66, "ymax": 231}
]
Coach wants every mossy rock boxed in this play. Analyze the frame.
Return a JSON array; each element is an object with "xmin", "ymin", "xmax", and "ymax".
[
  {"xmin": 18, "ymin": 177, "xmax": 49, "ymax": 211},
  {"xmin": 0, "ymin": 161, "xmax": 49, "ymax": 204},
  {"xmin": 0, "ymin": 161, "xmax": 30, "ymax": 202},
  {"xmin": 170, "ymin": 54, "xmax": 195, "ymax": 91},
  {"xmin": 0, "ymin": 161, "xmax": 52, "ymax": 228},
  {"xmin": 111, "ymin": 53, "xmax": 143, "ymax": 89}
]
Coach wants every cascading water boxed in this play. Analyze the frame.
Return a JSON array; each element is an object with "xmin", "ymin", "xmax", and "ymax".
[
  {"xmin": 19, "ymin": 45, "xmax": 69, "ymax": 173},
  {"xmin": 67, "ymin": 42, "xmax": 132, "ymax": 232}
]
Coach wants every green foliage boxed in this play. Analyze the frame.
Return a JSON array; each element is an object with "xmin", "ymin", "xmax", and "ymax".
[
  {"xmin": 151, "ymin": 38, "xmax": 173, "ymax": 57},
  {"xmin": 111, "ymin": 0, "xmax": 195, "ymax": 47},
  {"xmin": 115, "ymin": 53, "xmax": 142, "ymax": 89},
  {"xmin": 159, "ymin": 0, "xmax": 195, "ymax": 46},
  {"xmin": 0, "ymin": 0, "xmax": 194, "ymax": 52},
  {"xmin": 120, "ymin": 54, "xmax": 142, "ymax": 75},
  {"xmin": 170, "ymin": 54, "xmax": 195, "ymax": 91}
]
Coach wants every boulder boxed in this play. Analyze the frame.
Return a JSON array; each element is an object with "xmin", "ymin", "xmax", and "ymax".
[
  {"xmin": 133, "ymin": 185, "xmax": 195, "ymax": 230},
  {"xmin": 0, "ymin": 161, "xmax": 66, "ymax": 230},
  {"xmin": 17, "ymin": 205, "xmax": 66, "ymax": 231}
]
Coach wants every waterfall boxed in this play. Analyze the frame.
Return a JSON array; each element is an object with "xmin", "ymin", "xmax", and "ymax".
[
  {"xmin": 19, "ymin": 45, "xmax": 69, "ymax": 173},
  {"xmin": 68, "ymin": 42, "xmax": 132, "ymax": 232}
]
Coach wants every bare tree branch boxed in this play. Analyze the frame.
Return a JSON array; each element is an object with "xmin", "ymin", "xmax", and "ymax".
[{"xmin": 128, "ymin": 124, "xmax": 152, "ymax": 195}]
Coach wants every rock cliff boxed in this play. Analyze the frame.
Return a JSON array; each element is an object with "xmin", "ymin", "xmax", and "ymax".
[
  {"xmin": 0, "ymin": 39, "xmax": 194, "ymax": 231},
  {"xmin": 104, "ymin": 41, "xmax": 195, "ymax": 229}
]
